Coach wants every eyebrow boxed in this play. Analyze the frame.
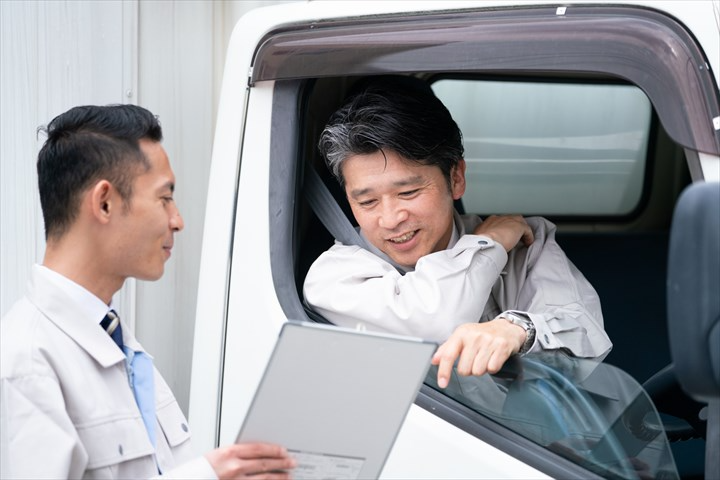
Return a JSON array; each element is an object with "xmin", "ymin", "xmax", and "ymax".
[
  {"xmin": 349, "ymin": 175, "xmax": 425, "ymax": 199},
  {"xmin": 159, "ymin": 181, "xmax": 175, "ymax": 193}
]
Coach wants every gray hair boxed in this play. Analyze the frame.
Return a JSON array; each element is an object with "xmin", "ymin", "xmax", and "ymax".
[{"xmin": 318, "ymin": 77, "xmax": 464, "ymax": 187}]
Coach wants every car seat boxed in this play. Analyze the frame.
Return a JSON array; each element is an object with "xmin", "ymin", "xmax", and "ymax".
[{"xmin": 666, "ymin": 181, "xmax": 720, "ymax": 480}]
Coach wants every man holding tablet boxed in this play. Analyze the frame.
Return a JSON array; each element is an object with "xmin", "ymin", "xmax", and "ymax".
[{"xmin": 0, "ymin": 104, "xmax": 296, "ymax": 479}]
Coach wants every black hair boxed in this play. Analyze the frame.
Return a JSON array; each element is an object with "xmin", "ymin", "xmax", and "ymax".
[{"xmin": 37, "ymin": 104, "xmax": 162, "ymax": 239}]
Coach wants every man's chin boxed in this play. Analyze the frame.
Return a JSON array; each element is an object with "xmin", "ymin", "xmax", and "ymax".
[
  {"xmin": 386, "ymin": 253, "xmax": 421, "ymax": 270},
  {"xmin": 381, "ymin": 236, "xmax": 425, "ymax": 269},
  {"xmin": 134, "ymin": 268, "xmax": 165, "ymax": 282}
]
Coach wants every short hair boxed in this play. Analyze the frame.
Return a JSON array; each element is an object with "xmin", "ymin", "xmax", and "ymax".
[
  {"xmin": 318, "ymin": 76, "xmax": 464, "ymax": 187},
  {"xmin": 36, "ymin": 104, "xmax": 162, "ymax": 239}
]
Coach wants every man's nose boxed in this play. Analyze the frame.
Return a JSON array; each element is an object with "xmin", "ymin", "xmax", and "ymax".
[
  {"xmin": 170, "ymin": 207, "xmax": 184, "ymax": 232},
  {"xmin": 378, "ymin": 200, "xmax": 408, "ymax": 230}
]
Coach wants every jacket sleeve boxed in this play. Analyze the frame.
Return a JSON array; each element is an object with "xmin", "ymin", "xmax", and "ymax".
[
  {"xmin": 495, "ymin": 217, "xmax": 612, "ymax": 358},
  {"xmin": 304, "ymin": 235, "xmax": 508, "ymax": 342},
  {"xmin": 1, "ymin": 375, "xmax": 89, "ymax": 479},
  {"xmin": 153, "ymin": 457, "xmax": 218, "ymax": 479}
]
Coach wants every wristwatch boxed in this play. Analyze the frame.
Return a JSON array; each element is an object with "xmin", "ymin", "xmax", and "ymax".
[{"xmin": 500, "ymin": 312, "xmax": 536, "ymax": 355}]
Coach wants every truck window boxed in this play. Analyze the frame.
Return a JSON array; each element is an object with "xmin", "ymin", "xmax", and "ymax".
[{"xmin": 432, "ymin": 79, "xmax": 652, "ymax": 216}]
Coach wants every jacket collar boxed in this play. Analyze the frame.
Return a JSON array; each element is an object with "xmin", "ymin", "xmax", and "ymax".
[{"xmin": 26, "ymin": 265, "xmax": 136, "ymax": 368}]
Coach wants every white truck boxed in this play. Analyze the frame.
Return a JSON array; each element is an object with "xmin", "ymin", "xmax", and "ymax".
[{"xmin": 189, "ymin": 2, "xmax": 720, "ymax": 478}]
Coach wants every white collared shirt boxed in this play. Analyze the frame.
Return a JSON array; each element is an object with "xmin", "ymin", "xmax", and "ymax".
[{"xmin": 37, "ymin": 264, "xmax": 114, "ymax": 326}]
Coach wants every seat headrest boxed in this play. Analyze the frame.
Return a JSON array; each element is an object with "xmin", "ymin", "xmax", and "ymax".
[{"xmin": 667, "ymin": 182, "xmax": 720, "ymax": 402}]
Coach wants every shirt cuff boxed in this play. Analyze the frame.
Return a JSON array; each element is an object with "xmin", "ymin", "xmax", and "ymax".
[{"xmin": 455, "ymin": 235, "xmax": 508, "ymax": 271}]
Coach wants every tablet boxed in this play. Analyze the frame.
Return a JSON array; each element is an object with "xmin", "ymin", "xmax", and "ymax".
[{"xmin": 235, "ymin": 321, "xmax": 437, "ymax": 479}]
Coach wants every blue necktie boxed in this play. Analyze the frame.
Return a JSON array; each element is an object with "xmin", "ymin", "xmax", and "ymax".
[
  {"xmin": 100, "ymin": 310, "xmax": 123, "ymax": 350},
  {"xmin": 99, "ymin": 311, "xmax": 158, "ymax": 451}
]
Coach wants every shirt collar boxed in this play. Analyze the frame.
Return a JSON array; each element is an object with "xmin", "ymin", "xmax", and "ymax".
[
  {"xmin": 447, "ymin": 210, "xmax": 463, "ymax": 248},
  {"xmin": 36, "ymin": 265, "xmax": 113, "ymax": 325}
]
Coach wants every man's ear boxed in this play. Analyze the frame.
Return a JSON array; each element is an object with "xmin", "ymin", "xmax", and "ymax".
[
  {"xmin": 89, "ymin": 180, "xmax": 115, "ymax": 224},
  {"xmin": 450, "ymin": 158, "xmax": 467, "ymax": 200}
]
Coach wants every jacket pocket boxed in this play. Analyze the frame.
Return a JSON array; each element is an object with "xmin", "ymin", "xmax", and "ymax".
[
  {"xmin": 156, "ymin": 398, "xmax": 191, "ymax": 448},
  {"xmin": 77, "ymin": 415, "xmax": 154, "ymax": 470}
]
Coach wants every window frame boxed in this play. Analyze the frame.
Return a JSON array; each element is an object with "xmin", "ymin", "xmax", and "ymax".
[{"xmin": 252, "ymin": 5, "xmax": 720, "ymax": 157}]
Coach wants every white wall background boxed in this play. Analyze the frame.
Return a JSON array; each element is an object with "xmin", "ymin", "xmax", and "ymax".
[{"xmin": 0, "ymin": 0, "xmax": 292, "ymax": 414}]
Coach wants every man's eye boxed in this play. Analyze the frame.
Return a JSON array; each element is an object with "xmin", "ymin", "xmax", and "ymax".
[
  {"xmin": 358, "ymin": 199, "xmax": 377, "ymax": 207},
  {"xmin": 162, "ymin": 196, "xmax": 174, "ymax": 204},
  {"xmin": 399, "ymin": 189, "xmax": 420, "ymax": 197}
]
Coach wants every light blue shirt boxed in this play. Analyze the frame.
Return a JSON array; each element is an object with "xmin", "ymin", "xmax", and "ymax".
[{"xmin": 124, "ymin": 348, "xmax": 157, "ymax": 449}]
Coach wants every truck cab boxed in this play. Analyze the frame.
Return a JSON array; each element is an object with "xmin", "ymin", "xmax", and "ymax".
[{"xmin": 189, "ymin": 2, "xmax": 720, "ymax": 478}]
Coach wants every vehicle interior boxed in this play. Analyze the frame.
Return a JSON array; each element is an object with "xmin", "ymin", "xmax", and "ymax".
[
  {"xmin": 255, "ymin": 6, "xmax": 719, "ymax": 479},
  {"xmin": 296, "ymin": 72, "xmax": 689, "ymax": 384},
  {"xmin": 288, "ymin": 73, "xmax": 699, "ymax": 479}
]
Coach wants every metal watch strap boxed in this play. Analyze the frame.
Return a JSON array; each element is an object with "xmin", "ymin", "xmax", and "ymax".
[{"xmin": 501, "ymin": 312, "xmax": 536, "ymax": 355}]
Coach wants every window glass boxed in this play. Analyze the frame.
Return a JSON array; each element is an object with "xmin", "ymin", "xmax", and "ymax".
[
  {"xmin": 432, "ymin": 80, "xmax": 652, "ymax": 216},
  {"xmin": 424, "ymin": 353, "xmax": 679, "ymax": 479}
]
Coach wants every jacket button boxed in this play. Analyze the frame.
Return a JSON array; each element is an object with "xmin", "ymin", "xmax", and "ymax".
[
  {"xmin": 544, "ymin": 334, "xmax": 550, "ymax": 343},
  {"xmin": 181, "ymin": 423, "xmax": 189, "ymax": 432}
]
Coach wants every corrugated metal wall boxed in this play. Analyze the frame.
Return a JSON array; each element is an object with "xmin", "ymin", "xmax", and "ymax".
[{"xmin": 0, "ymin": 0, "xmax": 291, "ymax": 414}]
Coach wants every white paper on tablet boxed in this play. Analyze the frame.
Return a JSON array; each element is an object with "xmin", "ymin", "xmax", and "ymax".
[{"xmin": 235, "ymin": 321, "xmax": 437, "ymax": 479}]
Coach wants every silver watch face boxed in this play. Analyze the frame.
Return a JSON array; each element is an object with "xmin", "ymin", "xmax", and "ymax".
[{"xmin": 504, "ymin": 313, "xmax": 530, "ymax": 331}]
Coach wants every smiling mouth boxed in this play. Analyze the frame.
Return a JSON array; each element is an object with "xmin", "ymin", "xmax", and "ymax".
[{"xmin": 388, "ymin": 230, "xmax": 417, "ymax": 244}]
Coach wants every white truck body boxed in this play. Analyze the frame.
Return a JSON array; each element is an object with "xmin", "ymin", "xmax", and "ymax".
[{"xmin": 190, "ymin": 2, "xmax": 720, "ymax": 478}]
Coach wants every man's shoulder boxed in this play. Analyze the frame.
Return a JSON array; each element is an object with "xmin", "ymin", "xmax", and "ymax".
[
  {"xmin": 462, "ymin": 214, "xmax": 557, "ymax": 239},
  {"xmin": 305, "ymin": 240, "xmax": 399, "ymax": 285},
  {"xmin": 525, "ymin": 215, "xmax": 557, "ymax": 230},
  {"xmin": 1, "ymin": 297, "xmax": 56, "ymax": 379},
  {"xmin": 317, "ymin": 240, "xmax": 375, "ymax": 261},
  {"xmin": 460, "ymin": 213, "xmax": 555, "ymax": 229},
  {"xmin": 458, "ymin": 213, "xmax": 482, "ymax": 233},
  {"xmin": 313, "ymin": 241, "xmax": 400, "ymax": 272},
  {"xmin": 524, "ymin": 216, "xmax": 558, "ymax": 243},
  {"xmin": 1, "ymin": 295, "xmax": 40, "ymax": 335}
]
